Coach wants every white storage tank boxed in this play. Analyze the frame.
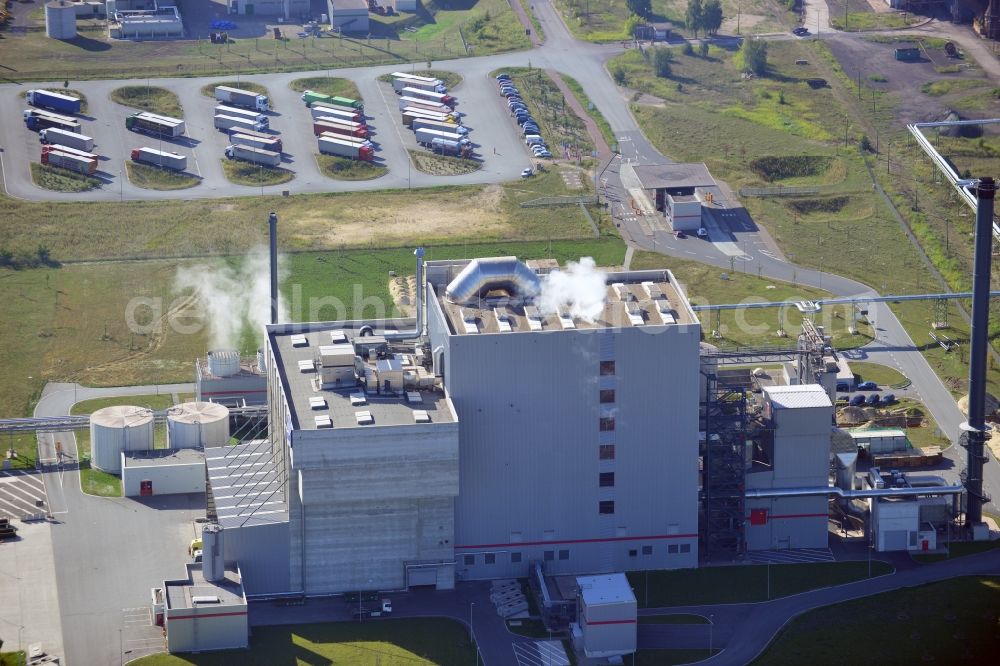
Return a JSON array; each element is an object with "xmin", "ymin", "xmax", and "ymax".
[
  {"xmin": 90, "ymin": 405, "xmax": 154, "ymax": 474},
  {"xmin": 167, "ymin": 402, "xmax": 230, "ymax": 449},
  {"xmin": 207, "ymin": 349, "xmax": 241, "ymax": 377},
  {"xmin": 45, "ymin": 0, "xmax": 78, "ymax": 40}
]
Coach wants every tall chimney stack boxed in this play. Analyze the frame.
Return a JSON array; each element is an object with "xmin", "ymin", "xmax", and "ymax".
[
  {"xmin": 963, "ymin": 176, "xmax": 995, "ymax": 531},
  {"xmin": 269, "ymin": 212, "xmax": 279, "ymax": 326}
]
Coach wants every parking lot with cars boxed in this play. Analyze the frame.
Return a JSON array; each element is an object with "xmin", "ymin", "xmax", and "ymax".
[{"xmin": 0, "ymin": 65, "xmax": 531, "ymax": 201}]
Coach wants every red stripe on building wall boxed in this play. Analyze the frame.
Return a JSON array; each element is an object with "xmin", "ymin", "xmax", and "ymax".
[
  {"xmin": 456, "ymin": 533, "xmax": 697, "ymax": 550},
  {"xmin": 200, "ymin": 389, "xmax": 267, "ymax": 395},
  {"xmin": 586, "ymin": 619, "xmax": 638, "ymax": 626},
  {"xmin": 168, "ymin": 610, "xmax": 248, "ymax": 621}
]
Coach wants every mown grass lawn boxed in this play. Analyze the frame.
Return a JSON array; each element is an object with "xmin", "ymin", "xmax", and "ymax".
[
  {"xmin": 110, "ymin": 86, "xmax": 183, "ymax": 117},
  {"xmin": 29, "ymin": 163, "xmax": 101, "ymax": 193}
]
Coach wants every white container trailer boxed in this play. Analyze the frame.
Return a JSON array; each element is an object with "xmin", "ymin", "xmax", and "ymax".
[
  {"xmin": 230, "ymin": 132, "xmax": 281, "ymax": 152},
  {"xmin": 309, "ymin": 105, "xmax": 365, "ymax": 124},
  {"xmin": 39, "ymin": 127, "xmax": 95, "ymax": 151},
  {"xmin": 415, "ymin": 127, "xmax": 470, "ymax": 145},
  {"xmin": 214, "ymin": 85, "xmax": 269, "ymax": 112},
  {"xmin": 400, "ymin": 87, "xmax": 455, "ymax": 106},
  {"xmin": 318, "ymin": 135, "xmax": 374, "ymax": 161},
  {"xmin": 225, "ymin": 144, "xmax": 281, "ymax": 167},
  {"xmin": 412, "ymin": 118, "xmax": 469, "ymax": 135},
  {"xmin": 131, "ymin": 147, "xmax": 187, "ymax": 171},
  {"xmin": 398, "ymin": 96, "xmax": 450, "ymax": 114},
  {"xmin": 215, "ymin": 114, "xmax": 267, "ymax": 132},
  {"xmin": 390, "ymin": 72, "xmax": 446, "ymax": 93},
  {"xmin": 214, "ymin": 105, "xmax": 269, "ymax": 129}
]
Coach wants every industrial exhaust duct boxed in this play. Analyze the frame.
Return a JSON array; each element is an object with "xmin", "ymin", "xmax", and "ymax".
[
  {"xmin": 268, "ymin": 212, "xmax": 279, "ymax": 326},
  {"xmin": 444, "ymin": 256, "xmax": 541, "ymax": 305}
]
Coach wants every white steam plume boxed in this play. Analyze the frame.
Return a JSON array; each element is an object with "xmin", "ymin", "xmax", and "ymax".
[
  {"xmin": 537, "ymin": 257, "xmax": 608, "ymax": 322},
  {"xmin": 174, "ymin": 247, "xmax": 288, "ymax": 349}
]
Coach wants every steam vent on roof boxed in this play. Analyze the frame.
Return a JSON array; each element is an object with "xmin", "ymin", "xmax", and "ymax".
[{"xmin": 445, "ymin": 257, "xmax": 541, "ymax": 305}]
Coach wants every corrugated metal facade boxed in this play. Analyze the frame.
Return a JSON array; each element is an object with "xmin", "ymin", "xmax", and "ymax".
[
  {"xmin": 222, "ymin": 522, "xmax": 291, "ymax": 595},
  {"xmin": 427, "ymin": 280, "xmax": 701, "ymax": 579}
]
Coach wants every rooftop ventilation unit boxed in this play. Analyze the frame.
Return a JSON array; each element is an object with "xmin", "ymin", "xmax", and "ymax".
[
  {"xmin": 626, "ymin": 303, "xmax": 644, "ymax": 326},
  {"xmin": 298, "ymin": 359, "xmax": 315, "ymax": 372},
  {"xmin": 350, "ymin": 392, "xmax": 367, "ymax": 406},
  {"xmin": 494, "ymin": 308, "xmax": 513, "ymax": 332},
  {"xmin": 406, "ymin": 391, "xmax": 422, "ymax": 403},
  {"xmin": 524, "ymin": 305, "xmax": 544, "ymax": 331},
  {"xmin": 291, "ymin": 334, "xmax": 308, "ymax": 347},
  {"xmin": 461, "ymin": 309, "xmax": 479, "ymax": 334},
  {"xmin": 355, "ymin": 410, "xmax": 374, "ymax": 425},
  {"xmin": 192, "ymin": 595, "xmax": 221, "ymax": 604},
  {"xmin": 314, "ymin": 415, "xmax": 333, "ymax": 428},
  {"xmin": 413, "ymin": 409, "xmax": 431, "ymax": 423},
  {"xmin": 557, "ymin": 309, "xmax": 575, "ymax": 330},
  {"xmin": 330, "ymin": 330, "xmax": 349, "ymax": 344},
  {"xmin": 309, "ymin": 396, "xmax": 327, "ymax": 409},
  {"xmin": 642, "ymin": 281, "xmax": 666, "ymax": 300},
  {"xmin": 445, "ymin": 257, "xmax": 542, "ymax": 305}
]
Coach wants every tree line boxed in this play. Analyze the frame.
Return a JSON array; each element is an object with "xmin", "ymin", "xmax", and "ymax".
[{"xmin": 625, "ymin": 0, "xmax": 723, "ymax": 38}]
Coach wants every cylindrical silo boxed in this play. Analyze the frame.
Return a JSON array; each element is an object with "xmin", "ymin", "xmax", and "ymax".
[
  {"xmin": 45, "ymin": 0, "xmax": 78, "ymax": 40},
  {"xmin": 89, "ymin": 405, "xmax": 154, "ymax": 474},
  {"xmin": 167, "ymin": 402, "xmax": 230, "ymax": 449},
  {"xmin": 207, "ymin": 349, "xmax": 241, "ymax": 377}
]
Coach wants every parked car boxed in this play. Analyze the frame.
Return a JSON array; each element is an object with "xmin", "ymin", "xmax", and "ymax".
[
  {"xmin": 849, "ymin": 395, "xmax": 866, "ymax": 406},
  {"xmin": 696, "ymin": 227, "xmax": 708, "ymax": 238},
  {"xmin": 521, "ymin": 167, "xmax": 533, "ymax": 178},
  {"xmin": 496, "ymin": 73, "xmax": 511, "ymax": 81},
  {"xmin": 882, "ymin": 393, "xmax": 896, "ymax": 405},
  {"xmin": 866, "ymin": 394, "xmax": 880, "ymax": 406},
  {"xmin": 534, "ymin": 149, "xmax": 552, "ymax": 158},
  {"xmin": 793, "ymin": 27, "xmax": 810, "ymax": 36},
  {"xmin": 836, "ymin": 382, "xmax": 851, "ymax": 392},
  {"xmin": 674, "ymin": 230, "xmax": 686, "ymax": 239},
  {"xmin": 857, "ymin": 381, "xmax": 878, "ymax": 391}
]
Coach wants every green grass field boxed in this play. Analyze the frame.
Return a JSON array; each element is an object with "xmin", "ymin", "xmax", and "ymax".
[
  {"xmin": 220, "ymin": 159, "xmax": 294, "ymax": 186},
  {"xmin": 560, "ymin": 73, "xmax": 615, "ymax": 147},
  {"xmin": 29, "ymin": 163, "xmax": 101, "ymax": 193},
  {"xmin": 849, "ymin": 361, "xmax": 908, "ymax": 387},
  {"xmin": 635, "ymin": 649, "xmax": 721, "ymax": 665},
  {"xmin": 316, "ymin": 155, "xmax": 388, "ymax": 181},
  {"xmin": 378, "ymin": 70, "xmax": 464, "ymax": 90},
  {"xmin": 125, "ymin": 162, "xmax": 199, "ymax": 191},
  {"xmin": 752, "ymin": 577, "xmax": 1000, "ymax": 664},
  {"xmin": 628, "ymin": 561, "xmax": 893, "ymax": 608},
  {"xmin": 289, "ymin": 77, "xmax": 361, "ymax": 100},
  {"xmin": 912, "ymin": 539, "xmax": 1000, "ymax": 563},
  {"xmin": 110, "ymin": 86, "xmax": 183, "ymax": 118},
  {"xmin": 639, "ymin": 614, "xmax": 709, "ymax": 624},
  {"xmin": 3, "ymin": 433, "xmax": 39, "ymax": 471},
  {"xmin": 200, "ymin": 80, "xmax": 271, "ymax": 106},
  {"xmin": 130, "ymin": 617, "xmax": 478, "ymax": 665},
  {"xmin": 0, "ymin": 651, "xmax": 26, "ymax": 666},
  {"xmin": 408, "ymin": 149, "xmax": 481, "ymax": 175}
]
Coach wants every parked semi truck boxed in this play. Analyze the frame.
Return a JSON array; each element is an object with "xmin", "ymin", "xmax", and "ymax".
[
  {"xmin": 318, "ymin": 135, "xmax": 374, "ymax": 161},
  {"xmin": 320, "ymin": 133, "xmax": 373, "ymax": 151},
  {"xmin": 225, "ymin": 143, "xmax": 281, "ymax": 167},
  {"xmin": 226, "ymin": 127, "xmax": 282, "ymax": 152},
  {"xmin": 38, "ymin": 128, "xmax": 94, "ymax": 152},
  {"xmin": 400, "ymin": 87, "xmax": 455, "ymax": 107},
  {"xmin": 230, "ymin": 132, "xmax": 282, "ymax": 153},
  {"xmin": 214, "ymin": 114, "xmax": 267, "ymax": 132},
  {"xmin": 401, "ymin": 108, "xmax": 458, "ymax": 127},
  {"xmin": 41, "ymin": 146, "xmax": 97, "ymax": 174},
  {"xmin": 214, "ymin": 85, "xmax": 269, "ymax": 112},
  {"xmin": 431, "ymin": 137, "xmax": 473, "ymax": 158},
  {"xmin": 126, "ymin": 112, "xmax": 186, "ymax": 138},
  {"xmin": 416, "ymin": 127, "xmax": 470, "ymax": 146},
  {"xmin": 214, "ymin": 105, "xmax": 269, "ymax": 129},
  {"xmin": 301, "ymin": 91, "xmax": 363, "ymax": 110},
  {"xmin": 313, "ymin": 119, "xmax": 368, "ymax": 139},
  {"xmin": 309, "ymin": 102, "xmax": 364, "ymax": 124},
  {"xmin": 25, "ymin": 89, "xmax": 81, "ymax": 115},
  {"xmin": 412, "ymin": 118, "xmax": 468, "ymax": 135},
  {"xmin": 390, "ymin": 73, "xmax": 445, "ymax": 94},
  {"xmin": 351, "ymin": 599, "xmax": 392, "ymax": 619},
  {"xmin": 397, "ymin": 96, "xmax": 450, "ymax": 114},
  {"xmin": 24, "ymin": 110, "xmax": 81, "ymax": 132},
  {"xmin": 130, "ymin": 147, "xmax": 187, "ymax": 171}
]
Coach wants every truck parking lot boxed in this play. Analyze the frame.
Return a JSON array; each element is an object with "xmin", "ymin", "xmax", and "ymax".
[{"xmin": 0, "ymin": 64, "xmax": 531, "ymax": 200}]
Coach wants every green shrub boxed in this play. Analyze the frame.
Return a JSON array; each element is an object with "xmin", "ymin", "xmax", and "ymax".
[{"xmin": 748, "ymin": 155, "xmax": 833, "ymax": 181}]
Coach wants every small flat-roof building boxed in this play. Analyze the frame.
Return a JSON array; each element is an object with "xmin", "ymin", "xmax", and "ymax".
[
  {"xmin": 327, "ymin": 0, "xmax": 369, "ymax": 33},
  {"xmin": 628, "ymin": 163, "xmax": 718, "ymax": 232},
  {"xmin": 162, "ymin": 563, "xmax": 247, "ymax": 653},
  {"xmin": 122, "ymin": 448, "xmax": 205, "ymax": 497},
  {"xmin": 574, "ymin": 573, "xmax": 637, "ymax": 658},
  {"xmin": 228, "ymin": 0, "xmax": 309, "ymax": 17}
]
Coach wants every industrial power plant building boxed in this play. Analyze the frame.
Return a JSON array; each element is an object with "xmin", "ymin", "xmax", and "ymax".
[{"xmin": 205, "ymin": 256, "xmax": 702, "ymax": 596}]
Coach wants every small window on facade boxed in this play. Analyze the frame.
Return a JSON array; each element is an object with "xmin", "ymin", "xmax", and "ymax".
[
  {"xmin": 668, "ymin": 544, "xmax": 679, "ymax": 554},
  {"xmin": 642, "ymin": 545, "xmax": 653, "ymax": 555},
  {"xmin": 511, "ymin": 552, "xmax": 522, "ymax": 563},
  {"xmin": 680, "ymin": 543, "xmax": 691, "ymax": 554},
  {"xmin": 464, "ymin": 554, "xmax": 475, "ymax": 565},
  {"xmin": 600, "ymin": 389, "xmax": 615, "ymax": 404},
  {"xmin": 485, "ymin": 553, "xmax": 496, "ymax": 565},
  {"xmin": 599, "ymin": 444, "xmax": 616, "ymax": 460},
  {"xmin": 558, "ymin": 549, "xmax": 569, "ymax": 561},
  {"xmin": 599, "ymin": 417, "xmax": 615, "ymax": 432},
  {"xmin": 599, "ymin": 472, "xmax": 615, "ymax": 487},
  {"xmin": 600, "ymin": 361, "xmax": 616, "ymax": 376},
  {"xmin": 628, "ymin": 549, "xmax": 638, "ymax": 557},
  {"xmin": 599, "ymin": 500, "xmax": 615, "ymax": 514},
  {"xmin": 544, "ymin": 550, "xmax": 554, "ymax": 562}
]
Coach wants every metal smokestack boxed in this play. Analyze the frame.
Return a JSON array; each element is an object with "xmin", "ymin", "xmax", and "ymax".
[
  {"xmin": 268, "ymin": 212, "xmax": 278, "ymax": 326},
  {"xmin": 963, "ymin": 176, "xmax": 995, "ymax": 530}
]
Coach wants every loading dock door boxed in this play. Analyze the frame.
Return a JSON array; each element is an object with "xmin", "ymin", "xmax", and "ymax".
[
  {"xmin": 140, "ymin": 480, "xmax": 153, "ymax": 496},
  {"xmin": 883, "ymin": 530, "xmax": 907, "ymax": 552},
  {"xmin": 407, "ymin": 567, "xmax": 437, "ymax": 588}
]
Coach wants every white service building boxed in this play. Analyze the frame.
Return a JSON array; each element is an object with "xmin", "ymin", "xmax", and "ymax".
[
  {"xmin": 327, "ymin": 0, "xmax": 369, "ymax": 33},
  {"xmin": 574, "ymin": 573, "xmax": 637, "ymax": 658}
]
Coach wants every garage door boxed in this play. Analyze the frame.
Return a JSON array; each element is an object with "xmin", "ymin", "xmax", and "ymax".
[
  {"xmin": 407, "ymin": 567, "xmax": 437, "ymax": 588},
  {"xmin": 883, "ymin": 530, "xmax": 907, "ymax": 551}
]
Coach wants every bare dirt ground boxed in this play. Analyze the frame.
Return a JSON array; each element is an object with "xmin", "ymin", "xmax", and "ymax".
[{"xmin": 824, "ymin": 34, "xmax": 998, "ymax": 125}]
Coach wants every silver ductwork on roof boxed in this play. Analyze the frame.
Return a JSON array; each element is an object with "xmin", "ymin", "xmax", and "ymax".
[
  {"xmin": 744, "ymin": 483, "xmax": 965, "ymax": 500},
  {"xmin": 445, "ymin": 257, "xmax": 541, "ymax": 305}
]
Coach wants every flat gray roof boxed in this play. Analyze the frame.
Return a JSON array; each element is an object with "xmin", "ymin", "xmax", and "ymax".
[
  {"xmin": 124, "ymin": 448, "xmax": 204, "ymax": 468},
  {"xmin": 268, "ymin": 323, "xmax": 454, "ymax": 431},
  {"xmin": 633, "ymin": 163, "xmax": 715, "ymax": 190},
  {"xmin": 165, "ymin": 564, "xmax": 245, "ymax": 610},
  {"xmin": 330, "ymin": 0, "xmax": 369, "ymax": 11}
]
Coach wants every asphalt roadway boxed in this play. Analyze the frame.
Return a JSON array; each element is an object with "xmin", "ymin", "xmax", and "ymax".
[{"xmin": 6, "ymin": 4, "xmax": 1000, "ymax": 664}]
